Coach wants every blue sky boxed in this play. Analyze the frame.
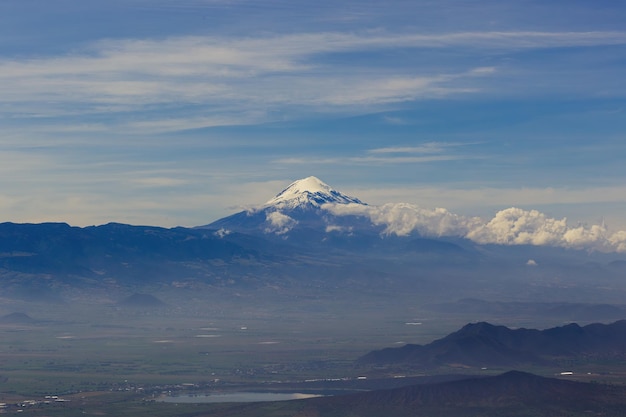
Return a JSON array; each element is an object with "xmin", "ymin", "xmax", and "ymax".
[{"xmin": 1, "ymin": 0, "xmax": 626, "ymax": 232}]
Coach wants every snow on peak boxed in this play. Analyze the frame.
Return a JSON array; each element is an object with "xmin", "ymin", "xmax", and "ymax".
[{"xmin": 265, "ymin": 176, "xmax": 365, "ymax": 209}]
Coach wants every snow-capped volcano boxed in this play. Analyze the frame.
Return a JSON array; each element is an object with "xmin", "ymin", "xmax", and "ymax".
[
  {"xmin": 201, "ymin": 176, "xmax": 370, "ymax": 237},
  {"xmin": 265, "ymin": 176, "xmax": 365, "ymax": 209},
  {"xmin": 201, "ymin": 176, "xmax": 626, "ymax": 253}
]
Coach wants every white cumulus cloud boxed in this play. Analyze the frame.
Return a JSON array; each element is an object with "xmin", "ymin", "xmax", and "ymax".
[
  {"xmin": 323, "ymin": 203, "xmax": 626, "ymax": 253},
  {"xmin": 323, "ymin": 203, "xmax": 480, "ymax": 237},
  {"xmin": 609, "ymin": 231, "xmax": 626, "ymax": 253},
  {"xmin": 467, "ymin": 208, "xmax": 569, "ymax": 246},
  {"xmin": 264, "ymin": 211, "xmax": 298, "ymax": 235},
  {"xmin": 325, "ymin": 225, "xmax": 353, "ymax": 233}
]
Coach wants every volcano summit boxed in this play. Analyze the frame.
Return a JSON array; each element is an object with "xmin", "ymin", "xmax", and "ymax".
[
  {"xmin": 265, "ymin": 176, "xmax": 365, "ymax": 209},
  {"xmin": 203, "ymin": 176, "xmax": 371, "ymax": 236}
]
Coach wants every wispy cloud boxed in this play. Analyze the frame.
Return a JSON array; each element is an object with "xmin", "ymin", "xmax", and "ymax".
[
  {"xmin": 381, "ymin": 115, "xmax": 410, "ymax": 125},
  {"xmin": 128, "ymin": 177, "xmax": 189, "ymax": 188},
  {"xmin": 124, "ymin": 112, "xmax": 268, "ymax": 133},
  {"xmin": 275, "ymin": 142, "xmax": 481, "ymax": 165},
  {"xmin": 368, "ymin": 146, "xmax": 441, "ymax": 154},
  {"xmin": 367, "ymin": 142, "xmax": 469, "ymax": 154},
  {"xmin": 274, "ymin": 155, "xmax": 468, "ymax": 165},
  {"xmin": 2, "ymin": 30, "xmax": 625, "ymax": 134}
]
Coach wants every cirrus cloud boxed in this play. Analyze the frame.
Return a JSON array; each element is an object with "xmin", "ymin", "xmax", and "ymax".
[{"xmin": 2, "ymin": 30, "xmax": 626, "ymax": 128}]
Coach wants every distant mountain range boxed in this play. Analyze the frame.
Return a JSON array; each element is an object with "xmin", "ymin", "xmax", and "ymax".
[
  {"xmin": 0, "ymin": 221, "xmax": 260, "ymax": 282},
  {"xmin": 1, "ymin": 177, "xmax": 626, "ymax": 306},
  {"xmin": 359, "ymin": 320, "xmax": 626, "ymax": 368}
]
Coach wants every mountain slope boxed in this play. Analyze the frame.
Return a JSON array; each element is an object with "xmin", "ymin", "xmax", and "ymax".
[{"xmin": 358, "ymin": 320, "xmax": 626, "ymax": 368}]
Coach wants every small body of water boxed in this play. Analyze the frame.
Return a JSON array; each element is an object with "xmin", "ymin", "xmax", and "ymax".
[{"xmin": 158, "ymin": 392, "xmax": 324, "ymax": 403}]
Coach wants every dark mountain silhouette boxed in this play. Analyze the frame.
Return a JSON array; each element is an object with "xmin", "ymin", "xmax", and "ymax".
[
  {"xmin": 117, "ymin": 293, "xmax": 167, "ymax": 308},
  {"xmin": 314, "ymin": 371, "xmax": 626, "ymax": 410},
  {"xmin": 0, "ymin": 312, "xmax": 35, "ymax": 324},
  {"xmin": 192, "ymin": 371, "xmax": 626, "ymax": 417},
  {"xmin": 359, "ymin": 320, "xmax": 626, "ymax": 368}
]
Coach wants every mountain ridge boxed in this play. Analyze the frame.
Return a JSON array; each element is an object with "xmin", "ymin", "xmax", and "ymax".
[{"xmin": 358, "ymin": 320, "xmax": 626, "ymax": 368}]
